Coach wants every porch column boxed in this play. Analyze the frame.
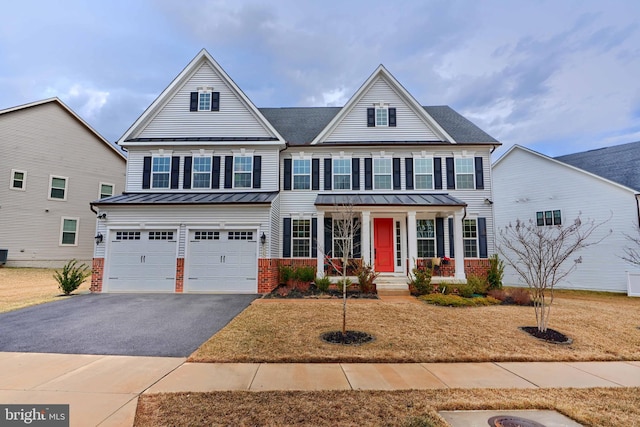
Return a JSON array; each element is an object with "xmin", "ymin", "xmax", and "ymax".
[
  {"xmin": 316, "ymin": 211, "xmax": 325, "ymax": 278},
  {"xmin": 361, "ymin": 211, "xmax": 371, "ymax": 266},
  {"xmin": 453, "ymin": 209, "xmax": 466, "ymax": 280},
  {"xmin": 407, "ymin": 211, "xmax": 417, "ymax": 271}
]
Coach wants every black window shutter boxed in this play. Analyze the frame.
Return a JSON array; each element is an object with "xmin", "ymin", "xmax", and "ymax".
[
  {"xmin": 283, "ymin": 158, "xmax": 292, "ymax": 191},
  {"xmin": 353, "ymin": 218, "xmax": 361, "ymax": 258},
  {"xmin": 212, "ymin": 156, "xmax": 220, "ymax": 189},
  {"xmin": 142, "ymin": 156, "xmax": 151, "ymax": 189},
  {"xmin": 367, "ymin": 108, "xmax": 375, "ymax": 127},
  {"xmin": 478, "ymin": 217, "xmax": 488, "ymax": 258},
  {"xmin": 324, "ymin": 158, "xmax": 332, "ymax": 190},
  {"xmin": 352, "ymin": 158, "xmax": 360, "ymax": 190},
  {"xmin": 183, "ymin": 156, "xmax": 192, "ymax": 189},
  {"xmin": 393, "ymin": 158, "xmax": 401, "ymax": 190},
  {"xmin": 190, "ymin": 92, "xmax": 198, "ymax": 111},
  {"xmin": 253, "ymin": 156, "xmax": 261, "ymax": 189},
  {"xmin": 312, "ymin": 159, "xmax": 320, "ymax": 190},
  {"xmin": 475, "ymin": 157, "xmax": 484, "ymax": 190},
  {"xmin": 224, "ymin": 156, "xmax": 233, "ymax": 189},
  {"xmin": 211, "ymin": 92, "xmax": 220, "ymax": 111},
  {"xmin": 364, "ymin": 158, "xmax": 373, "ymax": 190},
  {"xmin": 446, "ymin": 157, "xmax": 455, "ymax": 190},
  {"xmin": 436, "ymin": 218, "xmax": 445, "ymax": 258},
  {"xmin": 448, "ymin": 217, "xmax": 455, "ymax": 258},
  {"xmin": 283, "ymin": 218, "xmax": 291, "ymax": 258},
  {"xmin": 434, "ymin": 157, "xmax": 442, "ymax": 190},
  {"xmin": 388, "ymin": 108, "xmax": 396, "ymax": 127},
  {"xmin": 170, "ymin": 156, "xmax": 180, "ymax": 189},
  {"xmin": 311, "ymin": 218, "xmax": 318, "ymax": 258},
  {"xmin": 324, "ymin": 218, "xmax": 333, "ymax": 257},
  {"xmin": 405, "ymin": 158, "xmax": 414, "ymax": 190}
]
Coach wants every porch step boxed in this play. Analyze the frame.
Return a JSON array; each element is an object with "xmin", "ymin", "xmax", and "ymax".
[{"xmin": 376, "ymin": 277, "xmax": 410, "ymax": 296}]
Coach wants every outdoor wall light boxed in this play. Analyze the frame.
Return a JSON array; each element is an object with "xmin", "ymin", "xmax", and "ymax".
[
  {"xmin": 95, "ymin": 233, "xmax": 104, "ymax": 245},
  {"xmin": 484, "ymin": 198, "xmax": 494, "ymax": 205},
  {"xmin": 260, "ymin": 232, "xmax": 266, "ymax": 245},
  {"xmin": 97, "ymin": 213, "xmax": 107, "ymax": 219}
]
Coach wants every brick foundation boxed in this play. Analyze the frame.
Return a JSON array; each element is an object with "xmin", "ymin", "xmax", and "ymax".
[
  {"xmin": 258, "ymin": 258, "xmax": 317, "ymax": 293},
  {"xmin": 90, "ymin": 258, "xmax": 104, "ymax": 292},
  {"xmin": 175, "ymin": 258, "xmax": 184, "ymax": 292}
]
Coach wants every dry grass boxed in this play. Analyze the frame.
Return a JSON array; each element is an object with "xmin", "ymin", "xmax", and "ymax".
[
  {"xmin": 190, "ymin": 293, "xmax": 640, "ymax": 363},
  {"xmin": 0, "ymin": 267, "xmax": 90, "ymax": 313},
  {"xmin": 135, "ymin": 387, "xmax": 640, "ymax": 426}
]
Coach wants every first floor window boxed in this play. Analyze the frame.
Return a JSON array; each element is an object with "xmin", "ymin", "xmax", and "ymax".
[
  {"xmin": 11, "ymin": 170, "xmax": 26, "ymax": 190},
  {"xmin": 152, "ymin": 157, "xmax": 170, "ymax": 188},
  {"xmin": 536, "ymin": 210, "xmax": 562, "ymax": 226},
  {"xmin": 333, "ymin": 219, "xmax": 354, "ymax": 258},
  {"xmin": 293, "ymin": 159, "xmax": 311, "ymax": 190},
  {"xmin": 455, "ymin": 158, "xmax": 474, "ymax": 189},
  {"xmin": 333, "ymin": 158, "xmax": 351, "ymax": 190},
  {"xmin": 373, "ymin": 158, "xmax": 392, "ymax": 189},
  {"xmin": 193, "ymin": 157, "xmax": 212, "ymax": 188},
  {"xmin": 60, "ymin": 218, "xmax": 78, "ymax": 245},
  {"xmin": 234, "ymin": 156, "xmax": 252, "ymax": 188},
  {"xmin": 50, "ymin": 176, "xmax": 67, "ymax": 200},
  {"xmin": 463, "ymin": 219, "xmax": 478, "ymax": 258},
  {"xmin": 292, "ymin": 219, "xmax": 311, "ymax": 257},
  {"xmin": 99, "ymin": 183, "xmax": 114, "ymax": 199},
  {"xmin": 417, "ymin": 219, "xmax": 436, "ymax": 258},
  {"xmin": 414, "ymin": 158, "xmax": 433, "ymax": 189}
]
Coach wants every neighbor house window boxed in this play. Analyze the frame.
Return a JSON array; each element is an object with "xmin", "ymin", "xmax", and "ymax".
[
  {"xmin": 198, "ymin": 91, "xmax": 211, "ymax": 111},
  {"xmin": 99, "ymin": 183, "xmax": 114, "ymax": 199},
  {"xmin": 193, "ymin": 157, "xmax": 212, "ymax": 188},
  {"xmin": 373, "ymin": 158, "xmax": 392, "ymax": 190},
  {"xmin": 10, "ymin": 169, "xmax": 26, "ymax": 190},
  {"xmin": 49, "ymin": 176, "xmax": 68, "ymax": 200},
  {"xmin": 292, "ymin": 219, "xmax": 311, "ymax": 257},
  {"xmin": 152, "ymin": 157, "xmax": 171, "ymax": 188},
  {"xmin": 463, "ymin": 219, "xmax": 478, "ymax": 258},
  {"xmin": 60, "ymin": 218, "xmax": 78, "ymax": 246},
  {"xmin": 536, "ymin": 210, "xmax": 562, "ymax": 227},
  {"xmin": 455, "ymin": 158, "xmax": 474, "ymax": 189},
  {"xmin": 414, "ymin": 158, "xmax": 433, "ymax": 190},
  {"xmin": 333, "ymin": 219, "xmax": 354, "ymax": 258},
  {"xmin": 293, "ymin": 159, "xmax": 311, "ymax": 190},
  {"xmin": 233, "ymin": 156, "xmax": 253, "ymax": 188},
  {"xmin": 417, "ymin": 219, "xmax": 436, "ymax": 258},
  {"xmin": 333, "ymin": 158, "xmax": 351, "ymax": 190},
  {"xmin": 375, "ymin": 107, "xmax": 388, "ymax": 126}
]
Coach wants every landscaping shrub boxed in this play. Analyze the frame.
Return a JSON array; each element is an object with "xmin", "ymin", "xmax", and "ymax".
[
  {"xmin": 466, "ymin": 274, "xmax": 488, "ymax": 295},
  {"xmin": 419, "ymin": 294, "xmax": 501, "ymax": 307},
  {"xmin": 487, "ymin": 254, "xmax": 505, "ymax": 290},
  {"xmin": 54, "ymin": 259, "xmax": 90, "ymax": 295},
  {"xmin": 278, "ymin": 265, "xmax": 294, "ymax": 284},
  {"xmin": 314, "ymin": 275, "xmax": 331, "ymax": 293},
  {"xmin": 488, "ymin": 288, "xmax": 507, "ymax": 301},
  {"xmin": 356, "ymin": 263, "xmax": 379, "ymax": 293},
  {"xmin": 436, "ymin": 282, "xmax": 451, "ymax": 294},
  {"xmin": 510, "ymin": 287, "xmax": 532, "ymax": 305},
  {"xmin": 408, "ymin": 264, "xmax": 432, "ymax": 295},
  {"xmin": 336, "ymin": 277, "xmax": 353, "ymax": 289},
  {"xmin": 294, "ymin": 265, "xmax": 316, "ymax": 283}
]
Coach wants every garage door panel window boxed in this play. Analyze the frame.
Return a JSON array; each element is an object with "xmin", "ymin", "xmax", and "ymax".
[
  {"xmin": 194, "ymin": 231, "xmax": 219, "ymax": 240},
  {"xmin": 149, "ymin": 231, "xmax": 174, "ymax": 240},
  {"xmin": 116, "ymin": 231, "xmax": 141, "ymax": 240},
  {"xmin": 60, "ymin": 218, "xmax": 78, "ymax": 245},
  {"xmin": 228, "ymin": 231, "xmax": 254, "ymax": 241}
]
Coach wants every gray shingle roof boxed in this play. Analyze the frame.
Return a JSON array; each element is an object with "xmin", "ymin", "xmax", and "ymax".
[
  {"xmin": 554, "ymin": 141, "xmax": 640, "ymax": 192},
  {"xmin": 92, "ymin": 192, "xmax": 278, "ymax": 205},
  {"xmin": 315, "ymin": 193, "xmax": 466, "ymax": 207},
  {"xmin": 423, "ymin": 106, "xmax": 498, "ymax": 144}
]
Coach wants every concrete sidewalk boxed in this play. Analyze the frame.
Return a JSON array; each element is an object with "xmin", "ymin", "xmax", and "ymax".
[{"xmin": 1, "ymin": 352, "xmax": 639, "ymax": 426}]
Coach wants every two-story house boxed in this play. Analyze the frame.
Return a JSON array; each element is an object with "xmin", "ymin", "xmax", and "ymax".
[{"xmin": 90, "ymin": 49, "xmax": 499, "ymax": 293}]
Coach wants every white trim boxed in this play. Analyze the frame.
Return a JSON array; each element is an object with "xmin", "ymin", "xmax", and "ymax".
[
  {"xmin": 99, "ymin": 182, "xmax": 114, "ymax": 199},
  {"xmin": 48, "ymin": 175, "xmax": 68, "ymax": 201},
  {"xmin": 10, "ymin": 169, "xmax": 27, "ymax": 191},
  {"xmin": 59, "ymin": 217, "xmax": 79, "ymax": 246}
]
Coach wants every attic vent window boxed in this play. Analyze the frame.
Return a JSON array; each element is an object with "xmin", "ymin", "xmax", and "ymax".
[
  {"xmin": 367, "ymin": 106, "xmax": 396, "ymax": 127},
  {"xmin": 190, "ymin": 90, "xmax": 220, "ymax": 112}
]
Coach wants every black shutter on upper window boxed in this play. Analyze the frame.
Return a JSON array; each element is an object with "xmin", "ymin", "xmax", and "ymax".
[
  {"xmin": 393, "ymin": 158, "xmax": 401, "ymax": 190},
  {"xmin": 434, "ymin": 157, "xmax": 442, "ymax": 190},
  {"xmin": 478, "ymin": 217, "xmax": 488, "ymax": 258},
  {"xmin": 170, "ymin": 156, "xmax": 180, "ymax": 189},
  {"xmin": 448, "ymin": 217, "xmax": 454, "ymax": 258},
  {"xmin": 183, "ymin": 156, "xmax": 192, "ymax": 189},
  {"xmin": 311, "ymin": 218, "xmax": 318, "ymax": 257},
  {"xmin": 389, "ymin": 108, "xmax": 396, "ymax": 127},
  {"xmin": 367, "ymin": 108, "xmax": 375, "ymax": 127},
  {"xmin": 436, "ymin": 218, "xmax": 445, "ymax": 258},
  {"xmin": 212, "ymin": 156, "xmax": 220, "ymax": 189},
  {"xmin": 405, "ymin": 158, "xmax": 414, "ymax": 190},
  {"xmin": 324, "ymin": 158, "xmax": 332, "ymax": 190},
  {"xmin": 312, "ymin": 159, "xmax": 320, "ymax": 190},
  {"xmin": 353, "ymin": 218, "xmax": 361, "ymax": 258},
  {"xmin": 283, "ymin": 218, "xmax": 291, "ymax": 258},
  {"xmin": 224, "ymin": 156, "xmax": 233, "ymax": 189},
  {"xmin": 190, "ymin": 92, "xmax": 198, "ymax": 111},
  {"xmin": 142, "ymin": 156, "xmax": 151, "ymax": 189},
  {"xmin": 364, "ymin": 158, "xmax": 372, "ymax": 190},
  {"xmin": 324, "ymin": 217, "xmax": 333, "ymax": 257},
  {"xmin": 283, "ymin": 158, "xmax": 292, "ymax": 191},
  {"xmin": 352, "ymin": 158, "xmax": 360, "ymax": 190},
  {"xmin": 446, "ymin": 157, "xmax": 455, "ymax": 190},
  {"xmin": 211, "ymin": 92, "xmax": 220, "ymax": 111},
  {"xmin": 253, "ymin": 156, "xmax": 261, "ymax": 189},
  {"xmin": 475, "ymin": 157, "xmax": 484, "ymax": 190}
]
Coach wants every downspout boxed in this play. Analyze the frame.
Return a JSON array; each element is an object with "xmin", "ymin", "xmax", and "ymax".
[{"xmin": 636, "ymin": 194, "xmax": 640, "ymax": 228}]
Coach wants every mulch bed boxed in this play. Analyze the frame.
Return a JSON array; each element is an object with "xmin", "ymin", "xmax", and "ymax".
[
  {"xmin": 320, "ymin": 330, "xmax": 375, "ymax": 345},
  {"xmin": 264, "ymin": 284, "xmax": 378, "ymax": 299},
  {"xmin": 520, "ymin": 326, "xmax": 572, "ymax": 344}
]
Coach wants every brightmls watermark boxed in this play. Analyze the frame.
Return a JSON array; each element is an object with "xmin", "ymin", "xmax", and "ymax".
[{"xmin": 1, "ymin": 405, "xmax": 68, "ymax": 426}]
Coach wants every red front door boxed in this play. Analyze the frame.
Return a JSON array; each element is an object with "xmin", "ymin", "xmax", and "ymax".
[{"xmin": 374, "ymin": 218, "xmax": 394, "ymax": 272}]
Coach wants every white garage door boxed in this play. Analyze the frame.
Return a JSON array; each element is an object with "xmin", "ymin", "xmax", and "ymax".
[
  {"xmin": 106, "ymin": 230, "xmax": 177, "ymax": 292},
  {"xmin": 185, "ymin": 230, "xmax": 257, "ymax": 293}
]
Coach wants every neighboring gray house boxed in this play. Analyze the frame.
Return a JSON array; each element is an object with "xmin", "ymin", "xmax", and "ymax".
[
  {"xmin": 0, "ymin": 98, "xmax": 126, "ymax": 267},
  {"xmin": 493, "ymin": 143, "xmax": 640, "ymax": 293}
]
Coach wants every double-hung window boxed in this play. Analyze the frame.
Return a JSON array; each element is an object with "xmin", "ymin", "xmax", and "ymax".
[
  {"xmin": 99, "ymin": 183, "xmax": 114, "ymax": 199},
  {"xmin": 463, "ymin": 219, "xmax": 478, "ymax": 258},
  {"xmin": 234, "ymin": 156, "xmax": 253, "ymax": 188},
  {"xmin": 373, "ymin": 158, "xmax": 392, "ymax": 190},
  {"xmin": 417, "ymin": 219, "xmax": 436, "ymax": 258},
  {"xmin": 10, "ymin": 170, "xmax": 26, "ymax": 190},
  {"xmin": 333, "ymin": 158, "xmax": 351, "ymax": 190},
  {"xmin": 414, "ymin": 158, "xmax": 433, "ymax": 190},
  {"xmin": 536, "ymin": 210, "xmax": 562, "ymax": 226},
  {"xmin": 198, "ymin": 91, "xmax": 211, "ymax": 111},
  {"xmin": 49, "ymin": 176, "xmax": 67, "ymax": 200},
  {"xmin": 293, "ymin": 159, "xmax": 311, "ymax": 190},
  {"xmin": 60, "ymin": 218, "xmax": 78, "ymax": 246},
  {"xmin": 152, "ymin": 157, "xmax": 171, "ymax": 189},
  {"xmin": 455, "ymin": 158, "xmax": 475, "ymax": 189},
  {"xmin": 292, "ymin": 219, "xmax": 311, "ymax": 257},
  {"xmin": 375, "ymin": 107, "xmax": 388, "ymax": 126},
  {"xmin": 192, "ymin": 157, "xmax": 212, "ymax": 189}
]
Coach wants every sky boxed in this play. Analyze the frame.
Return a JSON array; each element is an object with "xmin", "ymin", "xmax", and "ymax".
[{"xmin": 2, "ymin": 0, "xmax": 639, "ymax": 160}]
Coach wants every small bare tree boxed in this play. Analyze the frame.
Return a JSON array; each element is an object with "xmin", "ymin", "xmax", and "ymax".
[
  {"xmin": 498, "ymin": 216, "xmax": 609, "ymax": 333},
  {"xmin": 622, "ymin": 226, "xmax": 640, "ymax": 266}
]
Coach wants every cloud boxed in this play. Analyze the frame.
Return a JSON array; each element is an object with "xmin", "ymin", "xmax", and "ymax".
[{"xmin": 45, "ymin": 83, "xmax": 109, "ymax": 120}]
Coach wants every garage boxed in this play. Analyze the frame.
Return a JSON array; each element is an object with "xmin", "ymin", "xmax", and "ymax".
[
  {"xmin": 105, "ymin": 230, "xmax": 177, "ymax": 292},
  {"xmin": 185, "ymin": 229, "xmax": 258, "ymax": 293}
]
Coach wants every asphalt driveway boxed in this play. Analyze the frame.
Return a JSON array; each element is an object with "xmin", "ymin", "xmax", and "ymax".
[{"xmin": 0, "ymin": 293, "xmax": 259, "ymax": 357}]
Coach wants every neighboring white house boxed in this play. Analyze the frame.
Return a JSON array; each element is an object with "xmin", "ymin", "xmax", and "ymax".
[
  {"xmin": 493, "ymin": 143, "xmax": 640, "ymax": 293},
  {"xmin": 90, "ymin": 49, "xmax": 501, "ymax": 293},
  {"xmin": 0, "ymin": 98, "xmax": 126, "ymax": 267}
]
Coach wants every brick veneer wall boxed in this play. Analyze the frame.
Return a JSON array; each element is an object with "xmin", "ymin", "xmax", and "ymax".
[
  {"xmin": 90, "ymin": 258, "xmax": 104, "ymax": 293},
  {"xmin": 175, "ymin": 258, "xmax": 184, "ymax": 292},
  {"xmin": 258, "ymin": 258, "xmax": 317, "ymax": 293},
  {"xmin": 415, "ymin": 258, "xmax": 491, "ymax": 279}
]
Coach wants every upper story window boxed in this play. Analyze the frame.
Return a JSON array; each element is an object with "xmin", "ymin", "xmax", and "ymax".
[
  {"xmin": 333, "ymin": 158, "xmax": 351, "ymax": 190},
  {"xmin": 190, "ymin": 90, "xmax": 220, "ymax": 112},
  {"xmin": 463, "ymin": 219, "xmax": 478, "ymax": 258},
  {"xmin": 152, "ymin": 157, "xmax": 171, "ymax": 189},
  {"xmin": 537, "ymin": 210, "xmax": 562, "ymax": 226},
  {"xmin": 193, "ymin": 157, "xmax": 212, "ymax": 189},
  {"xmin": 417, "ymin": 219, "xmax": 436, "ymax": 258},
  {"xmin": 293, "ymin": 159, "xmax": 311, "ymax": 190},
  {"xmin": 234, "ymin": 156, "xmax": 253, "ymax": 188},
  {"xmin": 99, "ymin": 183, "xmax": 114, "ymax": 199},
  {"xmin": 49, "ymin": 176, "xmax": 68, "ymax": 200},
  {"xmin": 414, "ymin": 158, "xmax": 433, "ymax": 190},
  {"xmin": 198, "ymin": 91, "xmax": 211, "ymax": 111},
  {"xmin": 373, "ymin": 158, "xmax": 392, "ymax": 190},
  {"xmin": 376, "ymin": 107, "xmax": 388, "ymax": 126},
  {"xmin": 455, "ymin": 158, "xmax": 475, "ymax": 189},
  {"xmin": 367, "ymin": 105, "xmax": 396, "ymax": 127},
  {"xmin": 10, "ymin": 169, "xmax": 26, "ymax": 191},
  {"xmin": 60, "ymin": 217, "xmax": 78, "ymax": 246}
]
